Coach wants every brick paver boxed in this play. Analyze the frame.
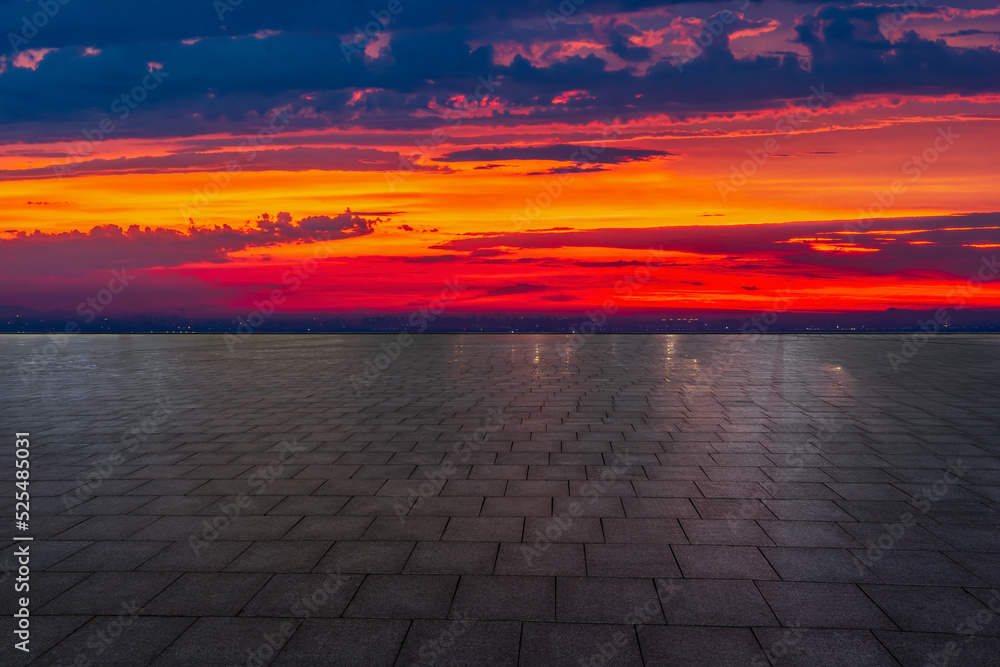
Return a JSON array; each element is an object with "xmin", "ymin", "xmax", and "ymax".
[{"xmin": 1, "ymin": 333, "xmax": 999, "ymax": 665}]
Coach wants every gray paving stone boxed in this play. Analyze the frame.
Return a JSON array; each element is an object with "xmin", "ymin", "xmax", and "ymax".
[
  {"xmin": 0, "ymin": 615, "xmax": 91, "ymax": 665},
  {"xmin": 267, "ymin": 496, "xmax": 351, "ymax": 515},
  {"xmin": 657, "ymin": 578, "xmax": 778, "ymax": 626},
  {"xmin": 704, "ymin": 466, "xmax": 771, "ymax": 482},
  {"xmin": 470, "ymin": 464, "xmax": 527, "ymax": 479},
  {"xmin": 680, "ymin": 519, "xmax": 774, "ymax": 546},
  {"xmin": 53, "ymin": 516, "xmax": 158, "ymax": 541},
  {"xmin": 241, "ymin": 573, "xmax": 364, "ymax": 617},
  {"xmin": 395, "ymin": 620, "xmax": 520, "ymax": 667},
  {"xmin": 197, "ymin": 493, "xmax": 286, "ymax": 516},
  {"xmin": 923, "ymin": 524, "xmax": 1000, "ymax": 552},
  {"xmin": 645, "ymin": 465, "xmax": 708, "ymax": 481},
  {"xmin": 756, "ymin": 581, "xmax": 896, "ymax": 629},
  {"xmin": 441, "ymin": 479, "xmax": 507, "ymax": 496},
  {"xmin": 828, "ymin": 482, "xmax": 911, "ymax": 501},
  {"xmin": 505, "ymin": 480, "xmax": 568, "ymax": 496},
  {"xmin": 874, "ymin": 629, "xmax": 1000, "ymax": 667},
  {"xmin": 621, "ymin": 497, "xmax": 699, "ymax": 518},
  {"xmin": 442, "ymin": 517, "xmax": 523, "ymax": 542},
  {"xmin": 38, "ymin": 572, "xmax": 181, "ymax": 615},
  {"xmin": 273, "ymin": 618, "xmax": 410, "ymax": 667},
  {"xmin": 225, "ymin": 541, "xmax": 334, "ymax": 573},
  {"xmin": 313, "ymin": 479, "xmax": 385, "ymax": 496},
  {"xmin": 125, "ymin": 479, "xmax": 206, "ymax": 496},
  {"xmin": 696, "ymin": 481, "xmax": 773, "ymax": 499},
  {"xmin": 0, "ymin": 540, "xmax": 90, "ymax": 571},
  {"xmin": 64, "ymin": 495, "xmax": 157, "ymax": 515},
  {"xmin": 139, "ymin": 540, "xmax": 252, "ymax": 572},
  {"xmin": 712, "ymin": 454, "xmax": 776, "ymax": 468},
  {"xmin": 408, "ymin": 496, "xmax": 483, "ymax": 517},
  {"xmin": 550, "ymin": 453, "xmax": 602, "ymax": 465},
  {"xmin": 521, "ymin": 622, "xmax": 643, "ymax": 667},
  {"xmin": 524, "ymin": 516, "xmax": 603, "ymax": 543},
  {"xmin": 752, "ymin": 627, "xmax": 900, "ymax": 666},
  {"xmin": 8, "ymin": 334, "xmax": 1000, "ymax": 665},
  {"xmin": 285, "ymin": 516, "xmax": 374, "ymax": 540},
  {"xmin": 142, "ymin": 572, "xmax": 271, "ymax": 615},
  {"xmin": 553, "ymin": 496, "xmax": 624, "ymax": 517},
  {"xmin": 673, "ymin": 545, "xmax": 779, "ymax": 580},
  {"xmin": 451, "ymin": 575, "xmax": 554, "ymax": 621},
  {"xmin": 943, "ymin": 551, "xmax": 1000, "ymax": 586},
  {"xmin": 557, "ymin": 576, "xmax": 664, "ymax": 624},
  {"xmin": 585, "ymin": 543, "xmax": 680, "ymax": 578},
  {"xmin": 840, "ymin": 521, "xmax": 949, "ymax": 551},
  {"xmin": 481, "ymin": 496, "xmax": 551, "ymax": 517},
  {"xmin": 758, "ymin": 520, "xmax": 862, "ymax": 548},
  {"xmin": 500, "ymin": 452, "xmax": 550, "ymax": 465},
  {"xmin": 315, "ymin": 540, "xmax": 413, "ymax": 574},
  {"xmin": 340, "ymin": 496, "xmax": 415, "ymax": 516},
  {"xmin": 761, "ymin": 546, "xmax": 879, "ymax": 583},
  {"xmin": 691, "ymin": 499, "xmax": 776, "ymax": 520},
  {"xmin": 150, "ymin": 617, "xmax": 300, "ymax": 667},
  {"xmin": 632, "ymin": 480, "xmax": 701, "ymax": 497},
  {"xmin": 856, "ymin": 549, "xmax": 987, "ymax": 586},
  {"xmin": 404, "ymin": 542, "xmax": 498, "ymax": 575},
  {"xmin": 46, "ymin": 541, "xmax": 170, "ymax": 572},
  {"xmin": 377, "ymin": 478, "xmax": 444, "ymax": 497},
  {"xmin": 602, "ymin": 518, "xmax": 683, "ymax": 543},
  {"xmin": 570, "ymin": 479, "xmax": 635, "ymax": 496},
  {"xmin": 31, "ymin": 617, "xmax": 195, "ymax": 667},
  {"xmin": 764, "ymin": 499, "xmax": 855, "ymax": 521},
  {"xmin": 344, "ymin": 575, "xmax": 459, "ymax": 619},
  {"xmin": 638, "ymin": 626, "xmax": 766, "ymax": 666},
  {"xmin": 760, "ymin": 481, "xmax": 842, "ymax": 499},
  {"xmin": 0, "ymin": 572, "xmax": 90, "ymax": 617},
  {"xmin": 131, "ymin": 495, "xmax": 221, "ymax": 515},
  {"xmin": 495, "ymin": 542, "xmax": 586, "ymax": 576},
  {"xmin": 131, "ymin": 515, "xmax": 300, "ymax": 541},
  {"xmin": 362, "ymin": 517, "xmax": 448, "ymax": 541},
  {"xmin": 826, "ymin": 468, "xmax": 900, "ymax": 483},
  {"xmin": 861, "ymin": 584, "xmax": 999, "ymax": 634}
]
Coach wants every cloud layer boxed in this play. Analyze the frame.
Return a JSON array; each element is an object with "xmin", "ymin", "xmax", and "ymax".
[
  {"xmin": 1, "ymin": 1, "xmax": 998, "ymax": 146},
  {"xmin": 0, "ymin": 210, "xmax": 381, "ymax": 276}
]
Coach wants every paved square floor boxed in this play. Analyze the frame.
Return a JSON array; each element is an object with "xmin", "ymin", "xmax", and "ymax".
[{"xmin": 1, "ymin": 333, "xmax": 999, "ymax": 666}]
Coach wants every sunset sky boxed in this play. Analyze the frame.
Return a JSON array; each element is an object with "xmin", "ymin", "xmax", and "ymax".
[{"xmin": 2, "ymin": 0, "xmax": 999, "ymax": 321}]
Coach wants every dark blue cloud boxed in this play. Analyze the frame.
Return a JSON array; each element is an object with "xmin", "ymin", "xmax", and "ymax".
[
  {"xmin": 0, "ymin": 0, "xmax": 739, "ymax": 56},
  {"xmin": 436, "ymin": 144, "xmax": 672, "ymax": 163},
  {"xmin": 0, "ymin": 1, "xmax": 997, "ymax": 145}
]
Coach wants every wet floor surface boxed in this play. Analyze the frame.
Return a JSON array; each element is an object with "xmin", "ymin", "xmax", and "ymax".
[{"xmin": 1, "ymin": 333, "xmax": 999, "ymax": 666}]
